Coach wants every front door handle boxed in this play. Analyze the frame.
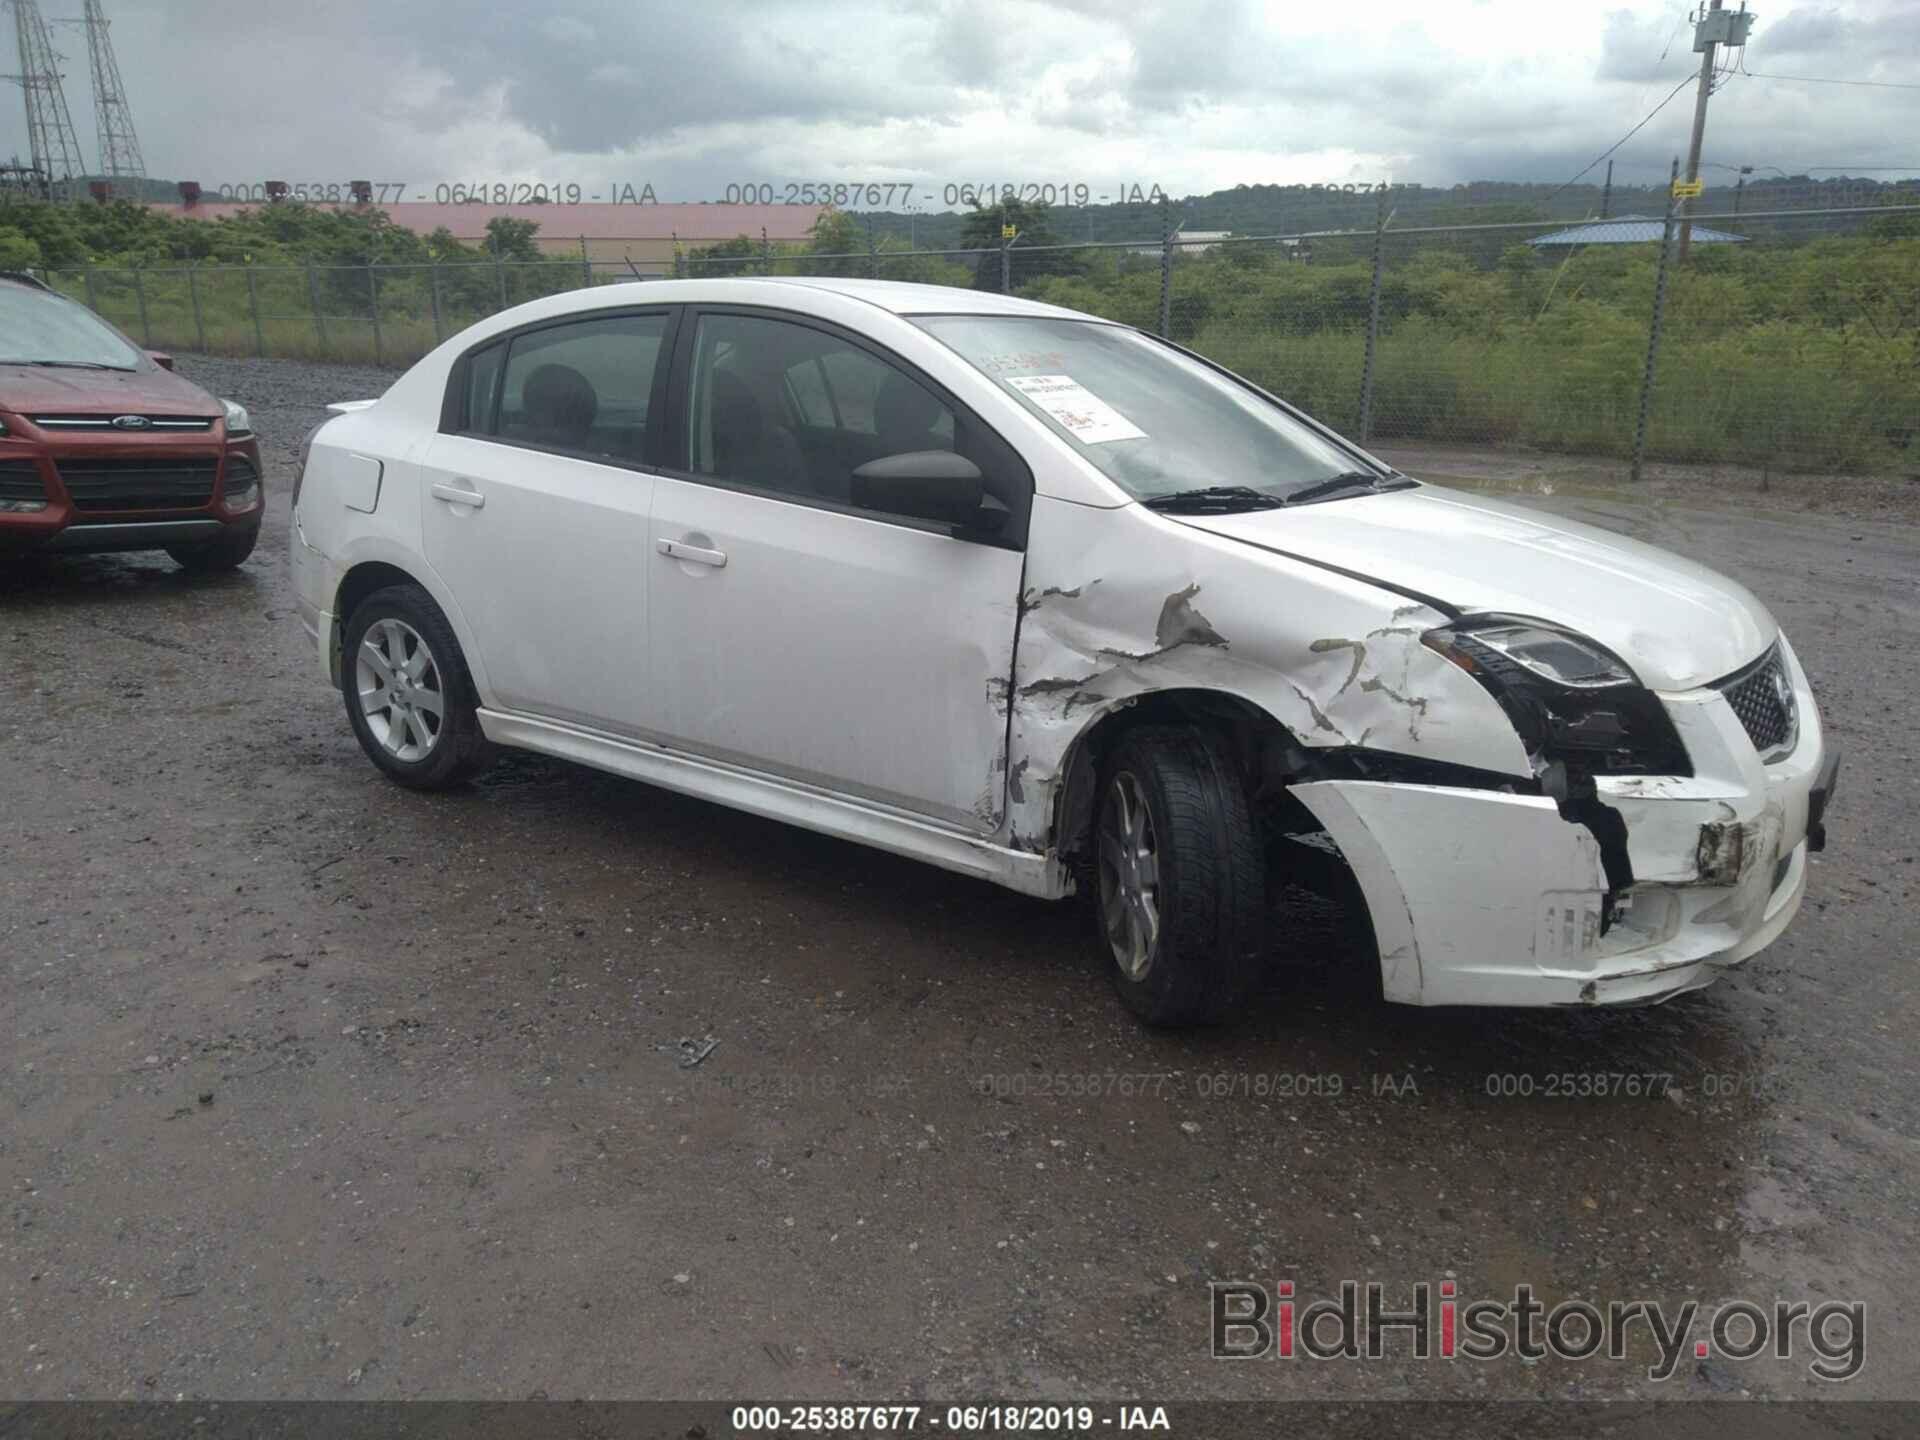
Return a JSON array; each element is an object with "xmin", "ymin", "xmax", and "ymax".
[
  {"xmin": 657, "ymin": 537, "xmax": 727, "ymax": 568},
  {"xmin": 430, "ymin": 480, "xmax": 485, "ymax": 509}
]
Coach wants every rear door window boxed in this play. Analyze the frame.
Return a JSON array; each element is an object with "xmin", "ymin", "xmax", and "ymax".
[{"xmin": 487, "ymin": 313, "xmax": 669, "ymax": 463}]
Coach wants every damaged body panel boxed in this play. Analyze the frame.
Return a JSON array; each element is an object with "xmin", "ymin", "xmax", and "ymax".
[
  {"xmin": 1006, "ymin": 503, "xmax": 1827, "ymax": 1006},
  {"xmin": 1001, "ymin": 496, "xmax": 1530, "ymax": 857},
  {"xmin": 993, "ymin": 495, "xmax": 1831, "ymax": 1009}
]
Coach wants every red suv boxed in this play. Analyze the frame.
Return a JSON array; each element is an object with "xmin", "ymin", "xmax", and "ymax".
[{"xmin": 1, "ymin": 271, "xmax": 263, "ymax": 571}]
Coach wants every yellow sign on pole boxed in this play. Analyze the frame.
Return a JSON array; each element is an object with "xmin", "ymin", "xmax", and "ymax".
[
  {"xmin": 1001, "ymin": 224, "xmax": 1018, "ymax": 240},
  {"xmin": 1671, "ymin": 179, "xmax": 1704, "ymax": 199}
]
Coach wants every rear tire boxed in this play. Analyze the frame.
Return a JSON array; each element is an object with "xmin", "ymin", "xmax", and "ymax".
[
  {"xmin": 341, "ymin": 583, "xmax": 493, "ymax": 789},
  {"xmin": 166, "ymin": 525, "xmax": 258, "ymax": 572},
  {"xmin": 1093, "ymin": 726, "xmax": 1266, "ymax": 1026}
]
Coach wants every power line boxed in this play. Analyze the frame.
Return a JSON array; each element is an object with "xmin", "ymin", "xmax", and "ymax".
[
  {"xmin": 1737, "ymin": 63, "xmax": 1920, "ymax": 92},
  {"xmin": 1655, "ymin": 11, "xmax": 1688, "ymax": 65},
  {"xmin": 1546, "ymin": 74, "xmax": 1696, "ymax": 200},
  {"xmin": 1704, "ymin": 162, "xmax": 1920, "ymax": 175}
]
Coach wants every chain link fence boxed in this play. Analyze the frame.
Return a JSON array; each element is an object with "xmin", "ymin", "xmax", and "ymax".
[{"xmin": 36, "ymin": 199, "xmax": 1920, "ymax": 476}]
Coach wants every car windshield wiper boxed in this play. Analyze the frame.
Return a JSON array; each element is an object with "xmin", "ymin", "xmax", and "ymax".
[
  {"xmin": 1284, "ymin": 470, "xmax": 1415, "ymax": 506},
  {"xmin": 5, "ymin": 358, "xmax": 132, "ymax": 370},
  {"xmin": 1142, "ymin": 485, "xmax": 1287, "ymax": 513}
]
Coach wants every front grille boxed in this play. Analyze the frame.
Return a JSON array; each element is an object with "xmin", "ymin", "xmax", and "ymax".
[
  {"xmin": 0, "ymin": 459, "xmax": 47, "ymax": 503},
  {"xmin": 29, "ymin": 414, "xmax": 215, "ymax": 431},
  {"xmin": 1716, "ymin": 644, "xmax": 1797, "ymax": 757},
  {"xmin": 55, "ymin": 456, "xmax": 219, "ymax": 514}
]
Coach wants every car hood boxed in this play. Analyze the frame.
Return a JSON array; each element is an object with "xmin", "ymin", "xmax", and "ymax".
[
  {"xmin": 0, "ymin": 362, "xmax": 221, "ymax": 415},
  {"xmin": 1176, "ymin": 483, "xmax": 1775, "ymax": 691}
]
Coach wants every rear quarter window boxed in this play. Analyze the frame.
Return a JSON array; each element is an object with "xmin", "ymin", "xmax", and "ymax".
[{"xmin": 463, "ymin": 343, "xmax": 504, "ymax": 433}]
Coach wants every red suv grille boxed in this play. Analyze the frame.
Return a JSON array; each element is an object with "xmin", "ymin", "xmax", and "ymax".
[
  {"xmin": 57, "ymin": 457, "xmax": 219, "ymax": 514},
  {"xmin": 29, "ymin": 414, "xmax": 215, "ymax": 432}
]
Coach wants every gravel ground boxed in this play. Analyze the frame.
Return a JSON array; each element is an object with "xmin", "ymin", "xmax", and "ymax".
[{"xmin": 3, "ymin": 354, "xmax": 1918, "ymax": 1408}]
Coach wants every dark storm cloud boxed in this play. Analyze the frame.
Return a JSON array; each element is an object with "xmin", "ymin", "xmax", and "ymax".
[
  {"xmin": 1758, "ymin": 3, "xmax": 1920, "ymax": 68},
  {"xmin": 1597, "ymin": 10, "xmax": 1688, "ymax": 82},
  {"xmin": 1124, "ymin": 0, "xmax": 1269, "ymax": 108},
  {"xmin": 1761, "ymin": 6, "xmax": 1855, "ymax": 55},
  {"xmin": 365, "ymin": 1, "xmax": 964, "ymax": 150}
]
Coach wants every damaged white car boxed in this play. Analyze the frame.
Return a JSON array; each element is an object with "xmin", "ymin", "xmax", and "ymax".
[{"xmin": 290, "ymin": 278, "xmax": 1839, "ymax": 1025}]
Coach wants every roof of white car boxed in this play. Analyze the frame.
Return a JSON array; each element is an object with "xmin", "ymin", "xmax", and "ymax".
[
  {"xmin": 583, "ymin": 275, "xmax": 1093, "ymax": 320},
  {"xmin": 754, "ymin": 276, "xmax": 1087, "ymax": 318}
]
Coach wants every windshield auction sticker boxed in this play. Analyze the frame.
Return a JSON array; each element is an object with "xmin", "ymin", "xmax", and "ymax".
[{"xmin": 1006, "ymin": 374, "xmax": 1147, "ymax": 444}]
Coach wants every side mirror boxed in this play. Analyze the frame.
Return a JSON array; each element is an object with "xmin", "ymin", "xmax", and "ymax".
[
  {"xmin": 147, "ymin": 350, "xmax": 175, "ymax": 371},
  {"xmin": 850, "ymin": 450, "xmax": 1002, "ymax": 531}
]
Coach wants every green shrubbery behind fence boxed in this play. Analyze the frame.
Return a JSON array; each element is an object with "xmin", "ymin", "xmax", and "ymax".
[{"xmin": 37, "ymin": 205, "xmax": 1920, "ymax": 475}]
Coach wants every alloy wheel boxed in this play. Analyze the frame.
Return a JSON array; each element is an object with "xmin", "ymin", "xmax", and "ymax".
[
  {"xmin": 1098, "ymin": 770, "xmax": 1161, "ymax": 979},
  {"xmin": 355, "ymin": 617, "xmax": 445, "ymax": 762}
]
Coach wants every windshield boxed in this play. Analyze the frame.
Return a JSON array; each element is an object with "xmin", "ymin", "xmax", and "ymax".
[
  {"xmin": 0, "ymin": 283, "xmax": 143, "ymax": 370},
  {"xmin": 913, "ymin": 315, "xmax": 1371, "ymax": 502}
]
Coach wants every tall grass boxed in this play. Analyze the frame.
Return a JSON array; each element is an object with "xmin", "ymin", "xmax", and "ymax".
[{"xmin": 1189, "ymin": 316, "xmax": 1911, "ymax": 471}]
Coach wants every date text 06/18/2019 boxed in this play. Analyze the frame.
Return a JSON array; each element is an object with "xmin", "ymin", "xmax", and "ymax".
[{"xmin": 207, "ymin": 181, "xmax": 1172, "ymax": 209}]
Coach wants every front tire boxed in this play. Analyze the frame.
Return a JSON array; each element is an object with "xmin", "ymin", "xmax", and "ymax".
[
  {"xmin": 166, "ymin": 525, "xmax": 258, "ymax": 572},
  {"xmin": 1094, "ymin": 726, "xmax": 1266, "ymax": 1026},
  {"xmin": 341, "ymin": 583, "xmax": 493, "ymax": 789}
]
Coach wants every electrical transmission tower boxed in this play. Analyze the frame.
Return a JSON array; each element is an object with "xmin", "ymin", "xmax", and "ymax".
[
  {"xmin": 3, "ymin": 0, "xmax": 86, "ymax": 199},
  {"xmin": 80, "ymin": 0, "xmax": 141, "ymax": 192}
]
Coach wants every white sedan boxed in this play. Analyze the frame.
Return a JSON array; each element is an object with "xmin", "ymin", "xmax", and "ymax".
[{"xmin": 290, "ymin": 278, "xmax": 1838, "ymax": 1025}]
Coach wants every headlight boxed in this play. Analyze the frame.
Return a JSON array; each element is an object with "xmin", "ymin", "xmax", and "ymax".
[
  {"xmin": 1424, "ymin": 615, "xmax": 1691, "ymax": 780},
  {"xmin": 1437, "ymin": 619, "xmax": 1632, "ymax": 688},
  {"xmin": 221, "ymin": 398, "xmax": 253, "ymax": 437}
]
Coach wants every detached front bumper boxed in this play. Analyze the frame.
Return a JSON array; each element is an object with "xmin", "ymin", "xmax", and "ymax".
[{"xmin": 1293, "ymin": 639, "xmax": 1834, "ymax": 1008}]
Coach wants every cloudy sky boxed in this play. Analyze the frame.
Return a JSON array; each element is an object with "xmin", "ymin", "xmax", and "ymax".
[{"xmin": 11, "ymin": 0, "xmax": 1919, "ymax": 203}]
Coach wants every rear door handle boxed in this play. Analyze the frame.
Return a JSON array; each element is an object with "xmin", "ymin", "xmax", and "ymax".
[
  {"xmin": 430, "ymin": 480, "xmax": 485, "ymax": 509},
  {"xmin": 657, "ymin": 538, "xmax": 727, "ymax": 568}
]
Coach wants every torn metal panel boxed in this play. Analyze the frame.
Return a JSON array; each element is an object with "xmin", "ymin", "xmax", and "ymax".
[
  {"xmin": 1695, "ymin": 818, "xmax": 1753, "ymax": 887},
  {"xmin": 1001, "ymin": 497, "xmax": 1533, "ymax": 858}
]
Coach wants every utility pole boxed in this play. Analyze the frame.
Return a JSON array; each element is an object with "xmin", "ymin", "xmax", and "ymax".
[
  {"xmin": 1678, "ymin": 0, "xmax": 1753, "ymax": 262},
  {"xmin": 1631, "ymin": 158, "xmax": 1683, "ymax": 484},
  {"xmin": 1600, "ymin": 159, "xmax": 1613, "ymax": 219}
]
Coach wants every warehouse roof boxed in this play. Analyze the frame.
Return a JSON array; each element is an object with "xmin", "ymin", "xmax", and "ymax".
[
  {"xmin": 141, "ymin": 201, "xmax": 827, "ymax": 243},
  {"xmin": 1527, "ymin": 214, "xmax": 1749, "ymax": 247}
]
